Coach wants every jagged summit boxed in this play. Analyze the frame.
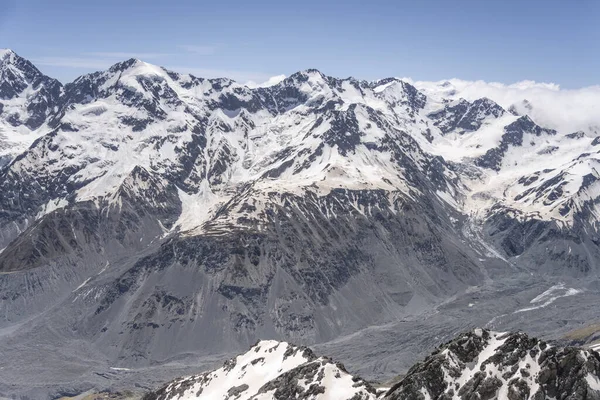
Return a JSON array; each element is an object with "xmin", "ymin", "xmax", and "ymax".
[
  {"xmin": 0, "ymin": 51, "xmax": 598, "ymax": 266},
  {"xmin": 106, "ymin": 57, "xmax": 144, "ymax": 73},
  {"xmin": 106, "ymin": 57, "xmax": 167, "ymax": 77},
  {"xmin": 288, "ymin": 68, "xmax": 326, "ymax": 79},
  {"xmin": 0, "ymin": 49, "xmax": 63, "ymax": 166},
  {"xmin": 0, "ymin": 48, "xmax": 53, "ymax": 86},
  {"xmin": 427, "ymin": 96, "xmax": 506, "ymax": 135},
  {"xmin": 0, "ymin": 48, "xmax": 15, "ymax": 60}
]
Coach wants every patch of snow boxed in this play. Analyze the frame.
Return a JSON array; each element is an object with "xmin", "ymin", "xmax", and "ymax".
[
  {"xmin": 174, "ymin": 182, "xmax": 224, "ymax": 234},
  {"xmin": 587, "ymin": 373, "xmax": 600, "ymax": 391},
  {"xmin": 514, "ymin": 283, "xmax": 583, "ymax": 314},
  {"xmin": 72, "ymin": 277, "xmax": 92, "ymax": 292},
  {"xmin": 0, "ymin": 48, "xmax": 14, "ymax": 60}
]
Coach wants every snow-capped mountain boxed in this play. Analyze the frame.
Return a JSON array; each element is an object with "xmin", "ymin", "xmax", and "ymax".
[
  {"xmin": 2, "ymin": 49, "xmax": 600, "ymax": 398},
  {"xmin": 144, "ymin": 330, "xmax": 600, "ymax": 400},
  {"xmin": 0, "ymin": 49, "xmax": 62, "ymax": 166}
]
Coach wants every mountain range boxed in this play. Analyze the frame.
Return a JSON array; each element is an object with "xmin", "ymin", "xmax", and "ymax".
[{"xmin": 1, "ymin": 49, "xmax": 600, "ymax": 399}]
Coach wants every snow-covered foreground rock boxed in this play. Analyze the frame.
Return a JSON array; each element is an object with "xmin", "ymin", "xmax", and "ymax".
[
  {"xmin": 144, "ymin": 330, "xmax": 600, "ymax": 400},
  {"xmin": 387, "ymin": 329, "xmax": 600, "ymax": 400},
  {"xmin": 143, "ymin": 340, "xmax": 378, "ymax": 400}
]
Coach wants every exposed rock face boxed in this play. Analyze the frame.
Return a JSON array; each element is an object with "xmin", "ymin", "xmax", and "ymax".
[
  {"xmin": 82, "ymin": 188, "xmax": 481, "ymax": 359},
  {"xmin": 428, "ymin": 97, "xmax": 505, "ymax": 135},
  {"xmin": 477, "ymin": 115, "xmax": 557, "ymax": 171},
  {"xmin": 385, "ymin": 330, "xmax": 600, "ymax": 400}
]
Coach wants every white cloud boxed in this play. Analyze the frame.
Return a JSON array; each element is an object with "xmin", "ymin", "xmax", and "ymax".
[
  {"xmin": 244, "ymin": 74, "xmax": 287, "ymax": 88},
  {"xmin": 168, "ymin": 66, "xmax": 277, "ymax": 84},
  {"xmin": 33, "ymin": 56, "xmax": 113, "ymax": 69},
  {"xmin": 33, "ymin": 53, "xmax": 169, "ymax": 70},
  {"xmin": 83, "ymin": 52, "xmax": 171, "ymax": 59},
  {"xmin": 177, "ymin": 45, "xmax": 216, "ymax": 55},
  {"xmin": 410, "ymin": 78, "xmax": 600, "ymax": 134},
  {"xmin": 33, "ymin": 46, "xmax": 212, "ymax": 72}
]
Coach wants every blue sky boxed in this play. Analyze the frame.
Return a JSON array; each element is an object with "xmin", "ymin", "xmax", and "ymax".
[{"xmin": 1, "ymin": 0, "xmax": 598, "ymax": 87}]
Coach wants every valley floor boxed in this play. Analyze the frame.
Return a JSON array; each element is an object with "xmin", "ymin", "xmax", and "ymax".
[{"xmin": 1, "ymin": 271, "xmax": 598, "ymax": 399}]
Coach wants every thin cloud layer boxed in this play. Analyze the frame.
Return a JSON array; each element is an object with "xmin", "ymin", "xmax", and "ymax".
[
  {"xmin": 177, "ymin": 45, "xmax": 216, "ymax": 55},
  {"xmin": 33, "ymin": 56, "xmax": 113, "ymax": 70},
  {"xmin": 83, "ymin": 52, "xmax": 172, "ymax": 59},
  {"xmin": 168, "ymin": 66, "xmax": 277, "ymax": 85}
]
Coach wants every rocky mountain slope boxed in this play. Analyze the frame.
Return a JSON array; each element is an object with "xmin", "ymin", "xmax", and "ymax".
[
  {"xmin": 144, "ymin": 329, "xmax": 600, "ymax": 400},
  {"xmin": 1, "ymin": 49, "xmax": 600, "ymax": 398}
]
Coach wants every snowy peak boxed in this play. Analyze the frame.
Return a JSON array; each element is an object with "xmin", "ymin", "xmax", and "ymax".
[
  {"xmin": 476, "ymin": 115, "xmax": 557, "ymax": 171},
  {"xmin": 270, "ymin": 71, "xmax": 426, "ymax": 116},
  {"xmin": 66, "ymin": 58, "xmax": 173, "ymax": 99},
  {"xmin": 107, "ymin": 57, "xmax": 145, "ymax": 73},
  {"xmin": 5, "ymin": 58, "xmax": 446, "ymax": 218},
  {"xmin": 372, "ymin": 78, "xmax": 427, "ymax": 116},
  {"xmin": 286, "ymin": 68, "xmax": 327, "ymax": 83},
  {"xmin": 0, "ymin": 49, "xmax": 59, "ymax": 100},
  {"xmin": 508, "ymin": 98, "xmax": 534, "ymax": 116},
  {"xmin": 146, "ymin": 340, "xmax": 378, "ymax": 400},
  {"xmin": 507, "ymin": 115, "xmax": 557, "ymax": 138},
  {"xmin": 0, "ymin": 48, "xmax": 15, "ymax": 62},
  {"xmin": 104, "ymin": 58, "xmax": 179, "ymax": 90},
  {"xmin": 0, "ymin": 49, "xmax": 63, "ymax": 165}
]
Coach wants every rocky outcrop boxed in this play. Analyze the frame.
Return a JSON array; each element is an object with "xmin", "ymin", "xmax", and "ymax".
[
  {"xmin": 476, "ymin": 115, "xmax": 557, "ymax": 171},
  {"xmin": 428, "ymin": 97, "xmax": 505, "ymax": 135},
  {"xmin": 386, "ymin": 329, "xmax": 600, "ymax": 400}
]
